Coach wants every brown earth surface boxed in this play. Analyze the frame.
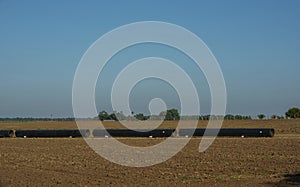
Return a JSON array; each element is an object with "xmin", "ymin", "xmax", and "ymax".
[
  {"xmin": 0, "ymin": 120, "xmax": 299, "ymax": 186},
  {"xmin": 0, "ymin": 119, "xmax": 300, "ymax": 135}
]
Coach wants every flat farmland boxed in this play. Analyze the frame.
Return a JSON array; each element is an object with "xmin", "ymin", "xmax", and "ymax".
[
  {"xmin": 0, "ymin": 120, "xmax": 299, "ymax": 186},
  {"xmin": 0, "ymin": 119, "xmax": 299, "ymax": 136}
]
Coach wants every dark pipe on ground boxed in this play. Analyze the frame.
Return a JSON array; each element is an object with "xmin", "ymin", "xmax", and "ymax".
[
  {"xmin": 93, "ymin": 129, "xmax": 175, "ymax": 137},
  {"xmin": 179, "ymin": 128, "xmax": 275, "ymax": 137},
  {"xmin": 15, "ymin": 129, "xmax": 90, "ymax": 138},
  {"xmin": 2, "ymin": 128, "xmax": 275, "ymax": 138},
  {"xmin": 0, "ymin": 130, "xmax": 10, "ymax": 138}
]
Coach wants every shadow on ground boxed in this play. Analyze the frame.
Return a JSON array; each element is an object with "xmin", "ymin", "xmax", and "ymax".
[{"xmin": 267, "ymin": 173, "xmax": 300, "ymax": 186}]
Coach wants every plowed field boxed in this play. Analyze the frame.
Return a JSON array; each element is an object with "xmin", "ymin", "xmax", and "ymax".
[{"xmin": 0, "ymin": 120, "xmax": 299, "ymax": 186}]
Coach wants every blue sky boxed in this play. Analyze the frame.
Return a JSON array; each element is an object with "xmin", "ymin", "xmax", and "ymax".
[{"xmin": 0, "ymin": 0, "xmax": 299, "ymax": 117}]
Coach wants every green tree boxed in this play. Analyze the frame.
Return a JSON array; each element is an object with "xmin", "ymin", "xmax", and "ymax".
[
  {"xmin": 98, "ymin": 111, "xmax": 109, "ymax": 121},
  {"xmin": 134, "ymin": 113, "xmax": 149, "ymax": 121},
  {"xmin": 285, "ymin": 107, "xmax": 300, "ymax": 118},
  {"xmin": 109, "ymin": 113, "xmax": 117, "ymax": 121},
  {"xmin": 258, "ymin": 114, "xmax": 265, "ymax": 120},
  {"xmin": 160, "ymin": 109, "xmax": 180, "ymax": 120},
  {"xmin": 224, "ymin": 114, "xmax": 234, "ymax": 120},
  {"xmin": 234, "ymin": 115, "xmax": 243, "ymax": 120}
]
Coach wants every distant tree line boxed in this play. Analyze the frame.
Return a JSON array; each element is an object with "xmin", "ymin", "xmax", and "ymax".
[
  {"xmin": 97, "ymin": 109, "xmax": 252, "ymax": 121},
  {"xmin": 257, "ymin": 107, "xmax": 300, "ymax": 120},
  {"xmin": 98, "ymin": 109, "xmax": 180, "ymax": 121},
  {"xmin": 97, "ymin": 107, "xmax": 300, "ymax": 121},
  {"xmin": 1, "ymin": 107, "xmax": 299, "ymax": 122}
]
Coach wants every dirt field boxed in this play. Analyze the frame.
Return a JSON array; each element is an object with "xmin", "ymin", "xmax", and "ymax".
[
  {"xmin": 0, "ymin": 120, "xmax": 299, "ymax": 186},
  {"xmin": 1, "ymin": 119, "xmax": 300, "ymax": 135}
]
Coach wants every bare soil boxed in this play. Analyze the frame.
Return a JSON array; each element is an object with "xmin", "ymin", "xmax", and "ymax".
[
  {"xmin": 0, "ymin": 119, "xmax": 299, "ymax": 135},
  {"xmin": 0, "ymin": 120, "xmax": 299, "ymax": 186}
]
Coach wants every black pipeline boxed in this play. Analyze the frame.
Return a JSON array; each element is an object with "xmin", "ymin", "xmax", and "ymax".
[{"xmin": 179, "ymin": 128, "xmax": 275, "ymax": 137}]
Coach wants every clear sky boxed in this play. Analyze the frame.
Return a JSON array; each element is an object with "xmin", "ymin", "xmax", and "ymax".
[{"xmin": 0, "ymin": 0, "xmax": 299, "ymax": 118}]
